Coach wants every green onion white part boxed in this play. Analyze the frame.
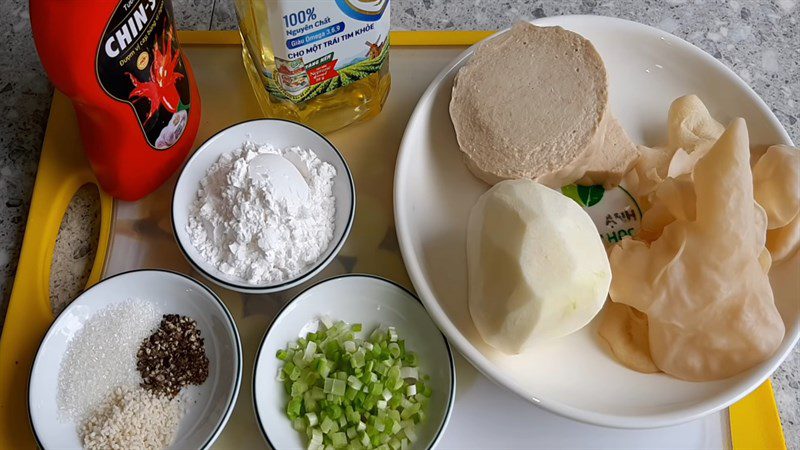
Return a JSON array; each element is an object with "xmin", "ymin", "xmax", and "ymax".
[{"xmin": 277, "ymin": 320, "xmax": 431, "ymax": 450}]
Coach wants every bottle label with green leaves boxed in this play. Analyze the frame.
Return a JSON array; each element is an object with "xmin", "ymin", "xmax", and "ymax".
[
  {"xmin": 561, "ymin": 184, "xmax": 642, "ymax": 246},
  {"xmin": 263, "ymin": 0, "xmax": 390, "ymax": 103}
]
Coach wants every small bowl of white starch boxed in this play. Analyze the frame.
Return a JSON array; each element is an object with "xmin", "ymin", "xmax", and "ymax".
[{"xmin": 172, "ymin": 119, "xmax": 355, "ymax": 293}]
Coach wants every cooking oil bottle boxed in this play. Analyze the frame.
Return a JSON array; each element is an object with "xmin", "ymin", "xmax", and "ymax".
[{"xmin": 233, "ymin": 0, "xmax": 391, "ymax": 133}]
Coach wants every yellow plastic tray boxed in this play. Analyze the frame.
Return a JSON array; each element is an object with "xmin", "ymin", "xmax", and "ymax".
[{"xmin": 0, "ymin": 31, "xmax": 786, "ymax": 449}]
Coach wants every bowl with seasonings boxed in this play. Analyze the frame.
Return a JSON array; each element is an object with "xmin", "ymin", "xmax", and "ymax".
[
  {"xmin": 29, "ymin": 269, "xmax": 242, "ymax": 450},
  {"xmin": 171, "ymin": 119, "xmax": 356, "ymax": 294}
]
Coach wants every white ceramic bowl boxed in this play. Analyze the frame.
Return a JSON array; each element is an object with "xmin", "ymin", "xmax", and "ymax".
[
  {"xmin": 253, "ymin": 275, "xmax": 456, "ymax": 449},
  {"xmin": 394, "ymin": 16, "xmax": 799, "ymax": 428},
  {"xmin": 172, "ymin": 119, "xmax": 356, "ymax": 293},
  {"xmin": 29, "ymin": 270, "xmax": 242, "ymax": 449}
]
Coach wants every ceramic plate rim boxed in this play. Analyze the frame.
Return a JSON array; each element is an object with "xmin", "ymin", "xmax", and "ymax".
[
  {"xmin": 28, "ymin": 269, "xmax": 243, "ymax": 449},
  {"xmin": 393, "ymin": 14, "xmax": 798, "ymax": 429},
  {"xmin": 171, "ymin": 118, "xmax": 356, "ymax": 293},
  {"xmin": 251, "ymin": 273, "xmax": 457, "ymax": 449}
]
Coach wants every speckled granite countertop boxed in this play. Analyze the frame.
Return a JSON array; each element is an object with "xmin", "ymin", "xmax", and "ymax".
[{"xmin": 0, "ymin": 0, "xmax": 797, "ymax": 445}]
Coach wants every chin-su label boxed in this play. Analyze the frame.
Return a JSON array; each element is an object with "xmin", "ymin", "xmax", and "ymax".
[{"xmin": 96, "ymin": 0, "xmax": 192, "ymax": 149}]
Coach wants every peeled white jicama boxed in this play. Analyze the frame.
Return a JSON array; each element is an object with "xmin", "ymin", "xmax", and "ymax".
[{"xmin": 467, "ymin": 179, "xmax": 612, "ymax": 354}]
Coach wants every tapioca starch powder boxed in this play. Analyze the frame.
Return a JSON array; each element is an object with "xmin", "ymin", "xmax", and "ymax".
[{"xmin": 187, "ymin": 141, "xmax": 336, "ymax": 284}]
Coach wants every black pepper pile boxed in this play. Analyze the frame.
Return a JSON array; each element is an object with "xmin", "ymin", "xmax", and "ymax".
[{"xmin": 137, "ymin": 314, "xmax": 210, "ymax": 397}]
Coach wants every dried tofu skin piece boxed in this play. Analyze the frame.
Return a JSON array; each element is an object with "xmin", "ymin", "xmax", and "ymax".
[
  {"xmin": 638, "ymin": 124, "xmax": 785, "ymax": 252},
  {"xmin": 753, "ymin": 145, "xmax": 799, "ymax": 263},
  {"xmin": 609, "ymin": 119, "xmax": 784, "ymax": 381},
  {"xmin": 754, "ymin": 202, "xmax": 769, "ymax": 252},
  {"xmin": 767, "ymin": 211, "xmax": 800, "ymax": 263},
  {"xmin": 598, "ymin": 302, "xmax": 659, "ymax": 373},
  {"xmin": 666, "ymin": 95, "xmax": 725, "ymax": 156},
  {"xmin": 624, "ymin": 95, "xmax": 724, "ymax": 198},
  {"xmin": 638, "ymin": 174, "xmax": 696, "ymax": 241},
  {"xmin": 753, "ymin": 144, "xmax": 800, "ymax": 230},
  {"xmin": 623, "ymin": 145, "xmax": 671, "ymax": 201},
  {"xmin": 759, "ymin": 247, "xmax": 773, "ymax": 274},
  {"xmin": 640, "ymin": 186, "xmax": 767, "ymax": 256},
  {"xmin": 667, "ymin": 148, "xmax": 700, "ymax": 178},
  {"xmin": 754, "ymin": 203, "xmax": 772, "ymax": 273}
]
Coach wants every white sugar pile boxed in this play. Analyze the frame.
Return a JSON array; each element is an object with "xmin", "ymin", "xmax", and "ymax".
[
  {"xmin": 57, "ymin": 300, "xmax": 161, "ymax": 423},
  {"xmin": 81, "ymin": 386, "xmax": 184, "ymax": 450}
]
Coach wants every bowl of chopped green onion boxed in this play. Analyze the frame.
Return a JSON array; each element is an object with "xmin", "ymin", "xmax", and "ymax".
[{"xmin": 253, "ymin": 274, "xmax": 456, "ymax": 450}]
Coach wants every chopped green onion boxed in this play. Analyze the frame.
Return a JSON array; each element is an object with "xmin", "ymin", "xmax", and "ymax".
[
  {"xmin": 324, "ymin": 377, "xmax": 347, "ymax": 396},
  {"xmin": 352, "ymin": 348, "xmax": 366, "ymax": 368},
  {"xmin": 403, "ymin": 427, "xmax": 417, "ymax": 443},
  {"xmin": 320, "ymin": 416, "xmax": 335, "ymax": 434},
  {"xmin": 399, "ymin": 367, "xmax": 418, "ymax": 380},
  {"xmin": 291, "ymin": 380, "xmax": 309, "ymax": 396},
  {"xmin": 311, "ymin": 429, "xmax": 323, "ymax": 441},
  {"xmin": 420, "ymin": 383, "xmax": 432, "ymax": 397},
  {"xmin": 287, "ymin": 395, "xmax": 302, "ymax": 419},
  {"xmin": 400, "ymin": 402, "xmax": 420, "ymax": 420},
  {"xmin": 316, "ymin": 358, "xmax": 331, "ymax": 378},
  {"xmin": 347, "ymin": 375, "xmax": 363, "ymax": 391},
  {"xmin": 277, "ymin": 319, "xmax": 431, "ymax": 449},
  {"xmin": 329, "ymin": 404, "xmax": 343, "ymax": 420},
  {"xmin": 304, "ymin": 341, "xmax": 317, "ymax": 361},
  {"xmin": 310, "ymin": 386, "xmax": 325, "ymax": 400}
]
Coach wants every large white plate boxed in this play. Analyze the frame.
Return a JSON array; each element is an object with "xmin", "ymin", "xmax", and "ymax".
[{"xmin": 394, "ymin": 15, "xmax": 799, "ymax": 428}]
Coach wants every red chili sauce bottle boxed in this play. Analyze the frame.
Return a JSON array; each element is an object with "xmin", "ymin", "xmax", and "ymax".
[{"xmin": 30, "ymin": 0, "xmax": 201, "ymax": 201}]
